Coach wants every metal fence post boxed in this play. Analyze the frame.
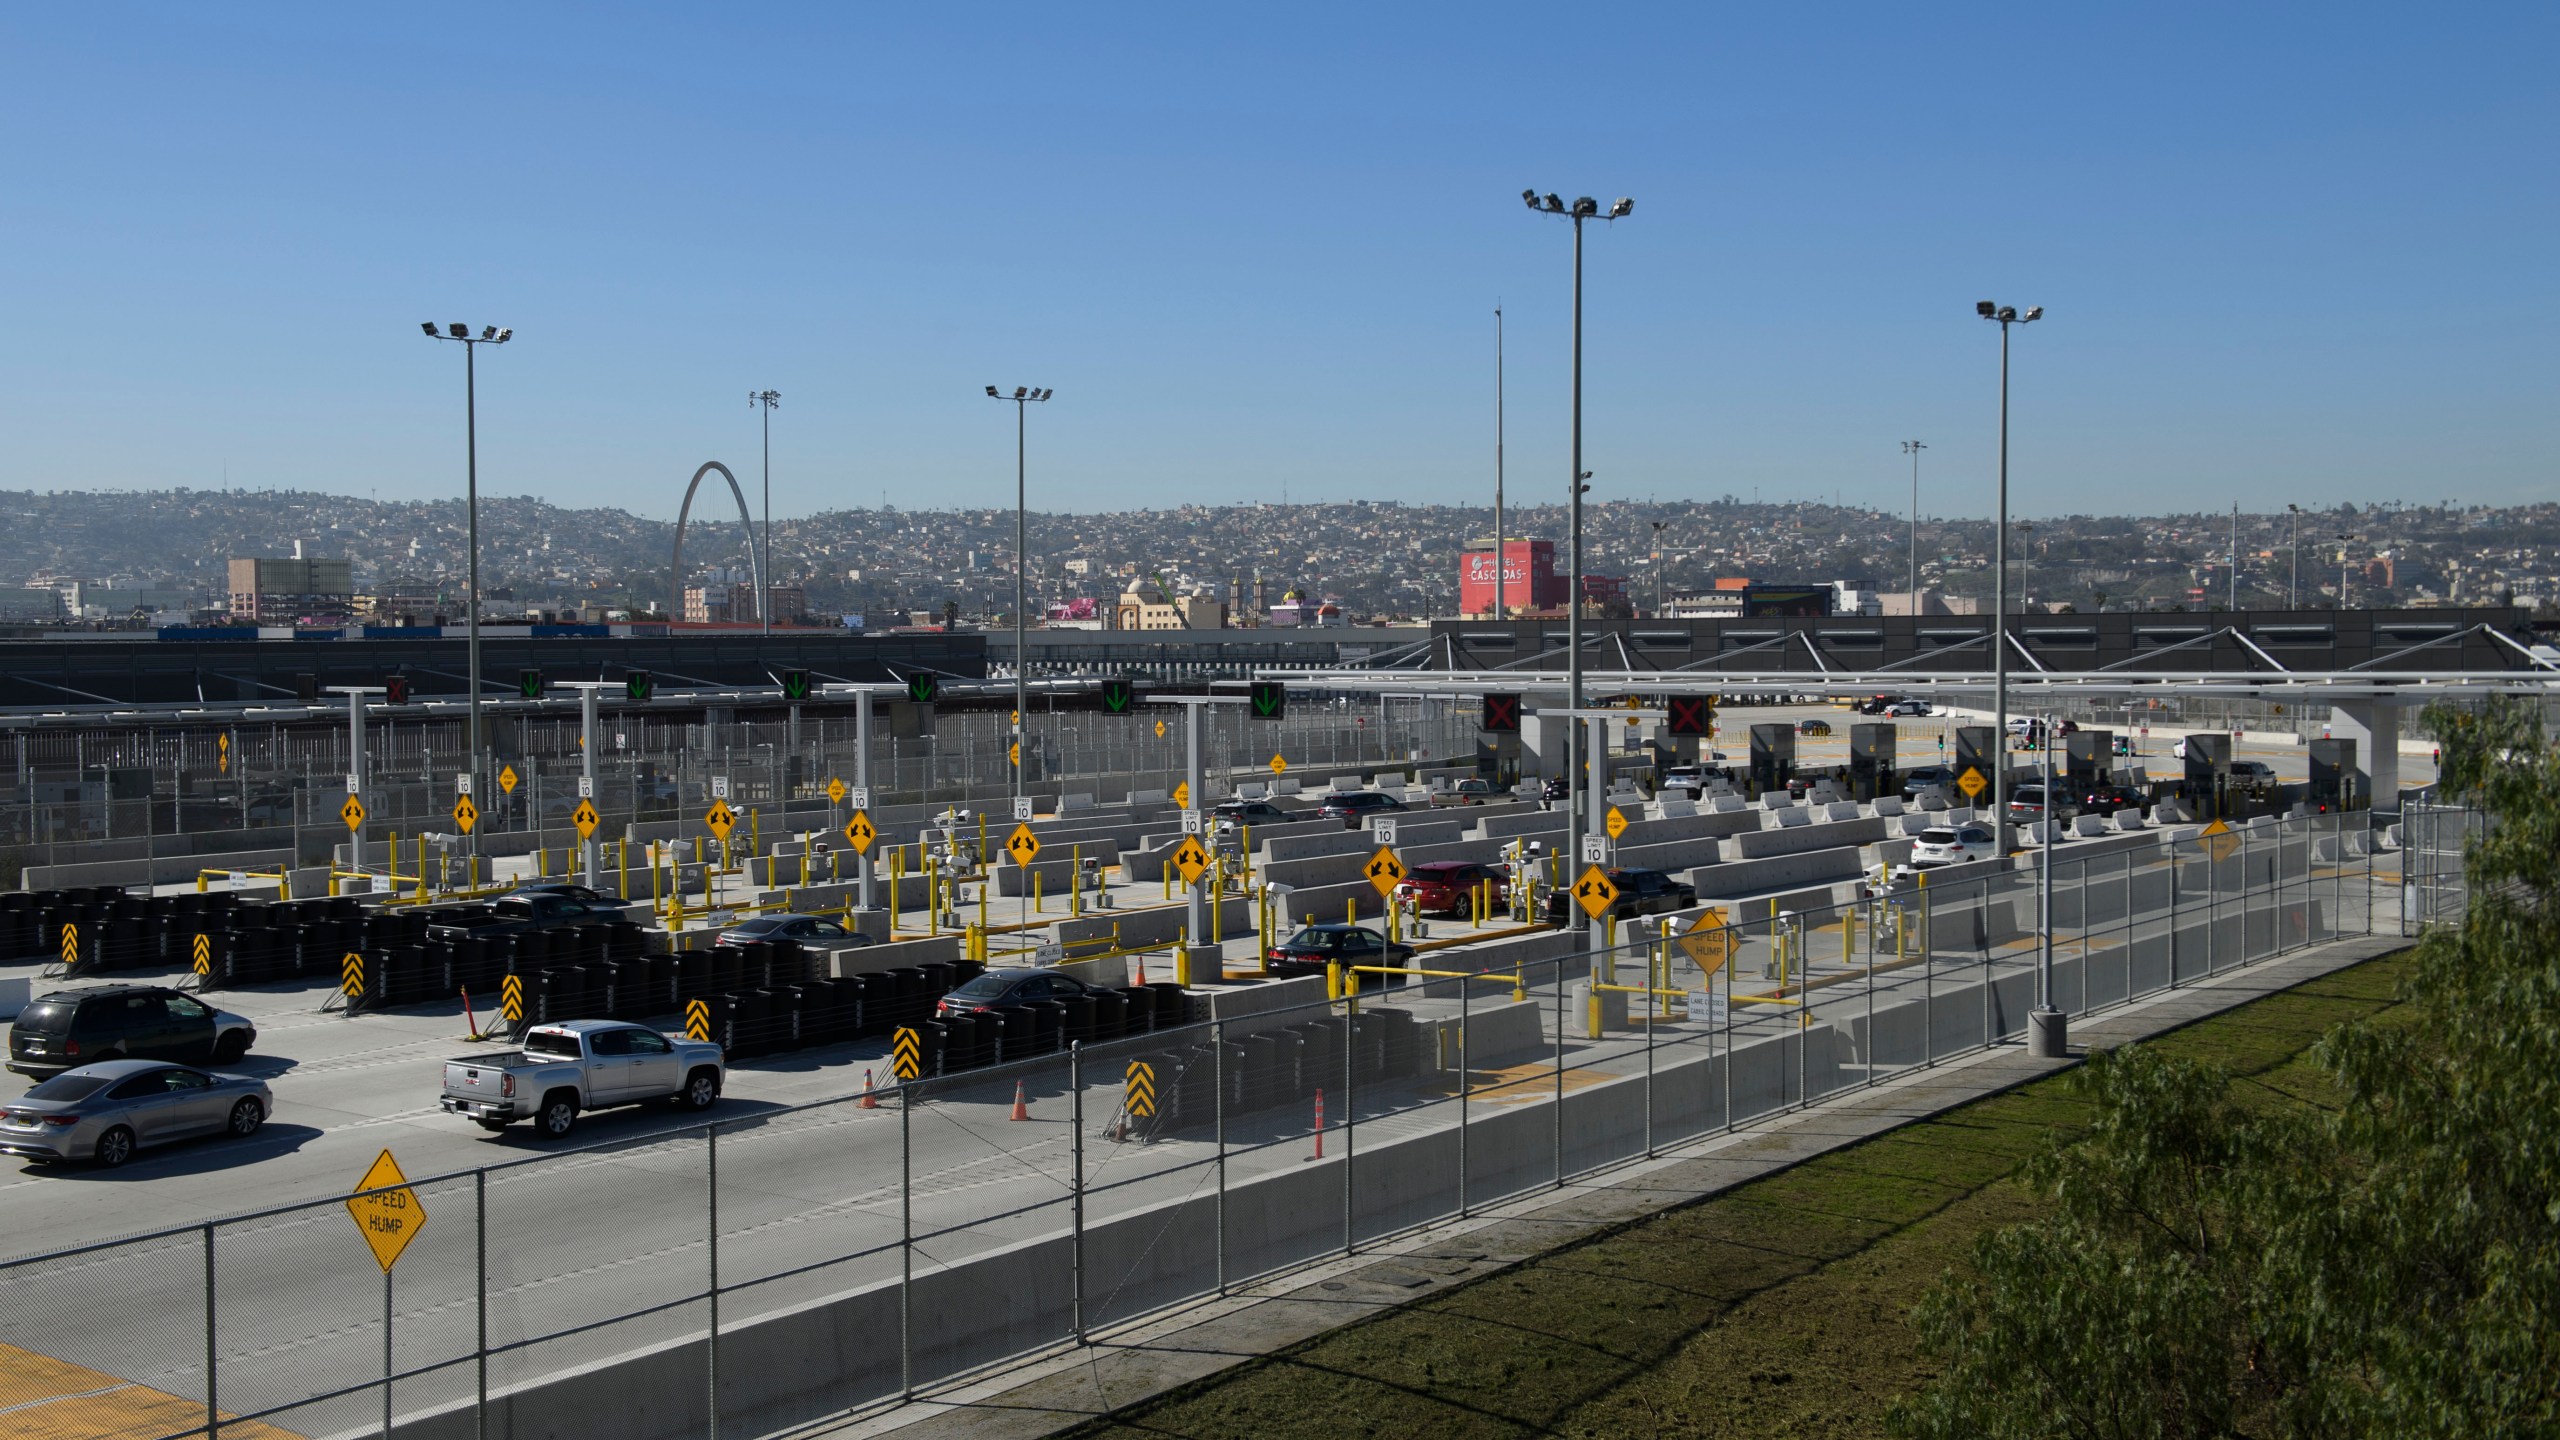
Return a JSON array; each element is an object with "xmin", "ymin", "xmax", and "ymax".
[
  {"xmin": 1721, "ymin": 939, "xmax": 1732, "ymax": 1133},
  {"xmin": 1643, "ymin": 934, "xmax": 1657, "ymax": 1156},
  {"xmin": 1342, "ymin": 1001, "xmax": 1355, "ymax": 1256},
  {"xmin": 475, "ymin": 1169, "xmax": 487, "ymax": 1440},
  {"xmin": 1552, "ymin": 954, "xmax": 1565, "ymax": 1187},
  {"xmin": 1456, "ymin": 976, "xmax": 1469, "ymax": 1217},
  {"xmin": 1070, "ymin": 1041, "xmax": 1086, "ymax": 1343},
  {"xmin": 204, "ymin": 1222, "xmax": 219, "ymax": 1440},
  {"xmin": 706, "ymin": 1121, "xmax": 719, "ymax": 1440},
  {"xmin": 1214, "ymin": 1019, "xmax": 1227, "ymax": 1295},
  {"xmin": 382, "ymin": 1266, "xmax": 394, "ymax": 1440},
  {"xmin": 900, "ymin": 1085, "xmax": 914, "ymax": 1400}
]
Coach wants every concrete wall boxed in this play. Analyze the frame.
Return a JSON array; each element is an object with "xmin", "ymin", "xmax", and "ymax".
[
  {"xmin": 1682, "ymin": 849, "xmax": 1866, "ymax": 901},
  {"xmin": 24, "ymin": 847, "xmax": 296, "ymax": 890},
  {"xmin": 1726, "ymin": 816, "xmax": 1887, "ymax": 861}
]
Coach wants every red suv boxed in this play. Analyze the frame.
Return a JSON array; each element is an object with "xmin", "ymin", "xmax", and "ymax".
[{"xmin": 1393, "ymin": 860, "xmax": 1510, "ymax": 917}]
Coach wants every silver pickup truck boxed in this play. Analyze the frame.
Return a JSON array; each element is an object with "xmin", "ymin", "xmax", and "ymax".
[{"xmin": 441, "ymin": 1019, "xmax": 724, "ymax": 1140}]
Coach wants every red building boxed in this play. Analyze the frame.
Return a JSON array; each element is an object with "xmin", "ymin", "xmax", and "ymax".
[{"xmin": 1460, "ymin": 540, "xmax": 1569, "ymax": 616}]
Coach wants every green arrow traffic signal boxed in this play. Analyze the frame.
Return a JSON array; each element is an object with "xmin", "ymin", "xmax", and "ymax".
[
  {"xmin": 782, "ymin": 670, "xmax": 811, "ymax": 701},
  {"xmin": 907, "ymin": 674, "xmax": 940, "ymax": 704},
  {"xmin": 518, "ymin": 670, "xmax": 543, "ymax": 700},
  {"xmin": 1100, "ymin": 679, "xmax": 1134, "ymax": 714},
  {"xmin": 1249, "ymin": 681, "xmax": 1287, "ymax": 719},
  {"xmin": 625, "ymin": 671, "xmax": 653, "ymax": 701}
]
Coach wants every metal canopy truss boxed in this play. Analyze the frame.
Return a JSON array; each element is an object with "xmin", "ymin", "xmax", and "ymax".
[{"xmin": 1245, "ymin": 664, "xmax": 2560, "ymax": 707}]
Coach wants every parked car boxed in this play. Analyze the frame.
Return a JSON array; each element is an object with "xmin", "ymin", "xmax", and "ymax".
[
  {"xmin": 1856, "ymin": 694, "xmax": 1907, "ymax": 715},
  {"xmin": 1910, "ymin": 823, "xmax": 1998, "ymax": 868},
  {"xmin": 509, "ymin": 882, "xmax": 609, "ymax": 903},
  {"xmin": 714, "ymin": 914, "xmax": 867, "ymax": 948},
  {"xmin": 1313, "ymin": 790, "xmax": 1409, "ymax": 827},
  {"xmin": 1264, "ymin": 924, "xmax": 1416, "ymax": 982},
  {"xmin": 1900, "ymin": 765, "xmax": 1960, "ymax": 798},
  {"xmin": 1544, "ymin": 867, "xmax": 1697, "ymax": 926},
  {"xmin": 2231, "ymin": 760, "xmax": 2280, "ymax": 786},
  {"xmin": 1213, "ymin": 799, "xmax": 1292, "ymax": 826},
  {"xmin": 935, "ymin": 967, "xmax": 1107, "ymax": 1016},
  {"xmin": 440, "ymin": 1020, "xmax": 724, "ymax": 1139},
  {"xmin": 2074, "ymin": 781, "xmax": 2147, "ymax": 817},
  {"xmin": 1886, "ymin": 699, "xmax": 1933, "ymax": 717},
  {"xmin": 426, "ymin": 891, "xmax": 623, "ymax": 944},
  {"xmin": 1540, "ymin": 777, "xmax": 1571, "ymax": 804},
  {"xmin": 1795, "ymin": 718, "xmax": 1833, "ymax": 737},
  {"xmin": 0, "ymin": 1060, "xmax": 272, "ymax": 1167},
  {"xmin": 2003, "ymin": 785, "xmax": 2080, "ymax": 828},
  {"xmin": 8, "ymin": 986, "xmax": 258, "ymax": 1078},
  {"xmin": 1429, "ymin": 778, "xmax": 1504, "ymax": 808},
  {"xmin": 1393, "ymin": 860, "xmax": 1510, "ymax": 917}
]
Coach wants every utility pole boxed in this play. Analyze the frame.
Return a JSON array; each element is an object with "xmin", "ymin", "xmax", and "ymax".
[
  {"xmin": 2288, "ymin": 503, "xmax": 2302, "ymax": 608},
  {"xmin": 749, "ymin": 391, "xmax": 780, "ymax": 635},
  {"xmin": 985, "ymin": 386, "xmax": 1053, "ymax": 816},
  {"xmin": 1494, "ymin": 305, "xmax": 1506, "ymax": 621},
  {"xmin": 1975, "ymin": 300, "xmax": 2042, "ymax": 849},
  {"xmin": 1902, "ymin": 440, "xmax": 1926, "ymax": 615},
  {"xmin": 419, "ymin": 323, "xmax": 512, "ymax": 786},
  {"xmin": 2229, "ymin": 503, "xmax": 2239, "ymax": 611}
]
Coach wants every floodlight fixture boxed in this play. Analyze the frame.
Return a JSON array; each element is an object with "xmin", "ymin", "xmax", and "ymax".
[
  {"xmin": 420, "ymin": 321, "xmax": 438, "ymax": 336},
  {"xmin": 2022, "ymin": 306, "xmax": 2043, "ymax": 322},
  {"xmin": 480, "ymin": 325, "xmax": 496, "ymax": 340},
  {"xmin": 447, "ymin": 323, "xmax": 468, "ymax": 338},
  {"xmin": 986, "ymin": 385, "xmax": 999, "ymax": 396},
  {"xmin": 1521, "ymin": 188, "xmax": 1539, "ymax": 208},
  {"xmin": 1608, "ymin": 197, "xmax": 1633, "ymax": 218},
  {"xmin": 1976, "ymin": 300, "xmax": 1996, "ymax": 317}
]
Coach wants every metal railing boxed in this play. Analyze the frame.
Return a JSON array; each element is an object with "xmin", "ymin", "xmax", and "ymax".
[{"xmin": 0, "ymin": 812, "xmax": 2381, "ymax": 1440}]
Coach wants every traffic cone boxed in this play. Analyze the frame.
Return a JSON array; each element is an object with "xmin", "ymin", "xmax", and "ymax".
[
  {"xmin": 1010, "ymin": 1080, "xmax": 1032, "ymax": 1122},
  {"xmin": 860, "ymin": 1068, "xmax": 880, "ymax": 1109},
  {"xmin": 1133, "ymin": 951, "xmax": 1148, "ymax": 985}
]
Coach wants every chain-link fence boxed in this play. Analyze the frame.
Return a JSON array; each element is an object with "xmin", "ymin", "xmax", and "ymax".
[{"xmin": 0, "ymin": 811, "xmax": 2379, "ymax": 1440}]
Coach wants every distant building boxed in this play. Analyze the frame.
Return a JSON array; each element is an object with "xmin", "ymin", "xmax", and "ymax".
[
  {"xmin": 1877, "ymin": 591, "xmax": 1981, "ymax": 616},
  {"xmin": 227, "ymin": 555, "xmax": 353, "ymax": 622},
  {"xmin": 0, "ymin": 586, "xmax": 62, "ymax": 622},
  {"xmin": 362, "ymin": 576, "xmax": 446, "ymax": 625},
  {"xmin": 1660, "ymin": 582, "xmax": 1833, "ymax": 619},
  {"xmin": 1114, "ymin": 582, "xmax": 1225, "ymax": 630},
  {"xmin": 682, "ymin": 583, "xmax": 807, "ymax": 624},
  {"xmin": 1458, "ymin": 539, "xmax": 1568, "ymax": 616}
]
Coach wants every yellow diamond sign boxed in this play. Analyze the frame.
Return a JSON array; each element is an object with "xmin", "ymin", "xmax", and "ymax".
[
  {"xmin": 498, "ymin": 765, "xmax": 519, "ymax": 795},
  {"xmin": 339, "ymin": 795, "xmax": 366, "ymax": 832},
  {"xmin": 1364, "ymin": 845, "xmax": 1407, "ymax": 896},
  {"xmin": 1955, "ymin": 766, "xmax": 1987, "ymax": 800},
  {"xmin": 1155, "ymin": 719, "xmax": 1167, "ymax": 739},
  {"xmin": 571, "ymin": 798, "xmax": 600, "ymax": 840},
  {"xmin": 1604, "ymin": 805, "xmax": 1629, "ymax": 841},
  {"xmin": 1170, "ymin": 836, "xmax": 1211, "ymax": 886},
  {"xmin": 1269, "ymin": 754, "xmax": 1287, "ymax": 776},
  {"xmin": 1572, "ymin": 864, "xmax": 1619, "ymax": 920},
  {"xmin": 704, "ymin": 798, "xmax": 737, "ymax": 842},
  {"xmin": 1006, "ymin": 823, "xmax": 1041, "ymax": 866},
  {"xmin": 1173, "ymin": 781, "xmax": 1190, "ymax": 809},
  {"xmin": 827, "ymin": 777, "xmax": 847, "ymax": 805},
  {"xmin": 2197, "ymin": 817, "xmax": 2240, "ymax": 863},
  {"xmin": 844, "ymin": 810, "xmax": 877, "ymax": 855},
  {"xmin": 346, "ymin": 1149, "xmax": 425, "ymax": 1272},
  {"xmin": 1677, "ymin": 907, "xmax": 1734, "ymax": 975},
  {"xmin": 452, "ymin": 794, "xmax": 479, "ymax": 834}
]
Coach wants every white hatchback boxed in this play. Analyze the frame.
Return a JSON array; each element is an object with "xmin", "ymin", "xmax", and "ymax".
[{"xmin": 1910, "ymin": 823, "xmax": 1997, "ymax": 867}]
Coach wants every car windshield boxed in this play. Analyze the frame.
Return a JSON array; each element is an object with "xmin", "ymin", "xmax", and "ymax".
[
  {"xmin": 14, "ymin": 1002, "xmax": 73, "ymax": 1035},
  {"xmin": 492, "ymin": 899, "xmax": 538, "ymax": 920},
  {"xmin": 524, "ymin": 1030, "xmax": 583, "ymax": 1057},
  {"xmin": 22, "ymin": 1072, "xmax": 112, "ymax": 1102}
]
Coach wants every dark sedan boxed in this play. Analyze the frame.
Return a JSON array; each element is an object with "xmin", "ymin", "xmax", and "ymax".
[
  {"xmin": 714, "ymin": 914, "xmax": 868, "ymax": 948},
  {"xmin": 935, "ymin": 967, "xmax": 1104, "ymax": 1017},
  {"xmin": 1264, "ymin": 924, "xmax": 1416, "ymax": 983},
  {"xmin": 0, "ymin": 1060, "xmax": 272, "ymax": 1167},
  {"xmin": 1545, "ymin": 868, "xmax": 1698, "ymax": 926}
]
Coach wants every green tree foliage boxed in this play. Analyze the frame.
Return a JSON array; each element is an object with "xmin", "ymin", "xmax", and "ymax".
[{"xmin": 1892, "ymin": 696, "xmax": 2560, "ymax": 1439}]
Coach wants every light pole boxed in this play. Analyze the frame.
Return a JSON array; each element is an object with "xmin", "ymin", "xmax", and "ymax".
[
  {"xmin": 2287, "ymin": 503, "xmax": 2302, "ymax": 608},
  {"xmin": 1525, "ymin": 189, "xmax": 1633, "ymax": 896},
  {"xmin": 2336, "ymin": 533, "xmax": 2363, "ymax": 607},
  {"xmin": 986, "ymin": 385, "xmax": 1052, "ymax": 812},
  {"xmin": 1649, "ymin": 520, "xmax": 1669, "ymax": 615},
  {"xmin": 1902, "ymin": 440, "xmax": 1926, "ymax": 613},
  {"xmin": 748, "ymin": 390, "xmax": 780, "ymax": 634},
  {"xmin": 1494, "ymin": 305, "xmax": 1506, "ymax": 621},
  {"xmin": 419, "ymin": 322, "xmax": 511, "ymax": 783},
  {"xmin": 1975, "ymin": 300, "xmax": 2041, "ymax": 850}
]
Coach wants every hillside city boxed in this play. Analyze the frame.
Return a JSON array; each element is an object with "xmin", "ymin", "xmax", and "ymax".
[{"xmin": 2, "ymin": 486, "xmax": 2554, "ymax": 630}]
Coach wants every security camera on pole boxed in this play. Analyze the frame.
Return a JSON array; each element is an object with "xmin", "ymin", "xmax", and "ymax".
[{"xmin": 1522, "ymin": 189, "xmax": 1634, "ymax": 941}]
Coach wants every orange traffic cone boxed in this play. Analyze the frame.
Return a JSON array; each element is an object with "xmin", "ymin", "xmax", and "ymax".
[
  {"xmin": 860, "ymin": 1068, "xmax": 880, "ymax": 1109},
  {"xmin": 1134, "ymin": 952, "xmax": 1148, "ymax": 985},
  {"xmin": 1010, "ymin": 1080, "xmax": 1032, "ymax": 1122}
]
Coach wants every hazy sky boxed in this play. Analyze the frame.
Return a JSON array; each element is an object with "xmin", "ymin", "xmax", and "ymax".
[{"xmin": 2, "ymin": 5, "xmax": 2552, "ymax": 522}]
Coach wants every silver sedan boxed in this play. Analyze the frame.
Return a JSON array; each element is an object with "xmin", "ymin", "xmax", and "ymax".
[{"xmin": 0, "ymin": 1059, "xmax": 273, "ymax": 1167}]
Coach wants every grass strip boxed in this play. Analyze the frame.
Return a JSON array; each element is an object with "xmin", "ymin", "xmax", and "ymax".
[{"xmin": 1064, "ymin": 950, "xmax": 2415, "ymax": 1440}]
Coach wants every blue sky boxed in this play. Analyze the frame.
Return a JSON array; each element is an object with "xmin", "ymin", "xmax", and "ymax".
[{"xmin": 2, "ymin": 4, "xmax": 2552, "ymax": 520}]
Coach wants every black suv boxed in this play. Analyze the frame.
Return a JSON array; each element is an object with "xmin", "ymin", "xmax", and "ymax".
[
  {"xmin": 1263, "ymin": 924, "xmax": 1417, "ymax": 982},
  {"xmin": 1213, "ymin": 799, "xmax": 1292, "ymax": 826},
  {"xmin": 1545, "ymin": 868, "xmax": 1698, "ymax": 926},
  {"xmin": 426, "ymin": 891, "xmax": 622, "ymax": 943},
  {"xmin": 8, "ymin": 987, "xmax": 259, "ymax": 1077},
  {"xmin": 1312, "ymin": 791, "xmax": 1409, "ymax": 828}
]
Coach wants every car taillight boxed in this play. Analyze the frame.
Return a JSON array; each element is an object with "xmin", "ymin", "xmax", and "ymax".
[
  {"xmin": 500, "ymin": 1074, "xmax": 516, "ymax": 1098},
  {"xmin": 61, "ymin": 1040, "xmax": 77, "ymax": 1058},
  {"xmin": 42, "ymin": 1115, "xmax": 78, "ymax": 1127}
]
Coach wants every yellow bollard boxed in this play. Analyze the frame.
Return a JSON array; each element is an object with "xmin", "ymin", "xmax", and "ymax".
[
  {"xmin": 1035, "ymin": 871, "xmax": 1044, "ymax": 913},
  {"xmin": 926, "ymin": 854, "xmax": 939, "ymax": 936},
  {"xmin": 1326, "ymin": 960, "xmax": 1341, "ymax": 1000},
  {"xmin": 650, "ymin": 845, "xmax": 662, "ymax": 913},
  {"xmin": 976, "ymin": 813, "xmax": 987, "ymax": 866},
  {"xmin": 751, "ymin": 808, "xmax": 760, "ymax": 857},
  {"xmin": 1347, "ymin": 896, "xmax": 1357, "ymax": 929},
  {"xmin": 620, "ymin": 839, "xmax": 630, "ymax": 901},
  {"xmin": 891, "ymin": 848, "xmax": 904, "ymax": 933},
  {"xmin": 197, "ymin": 871, "xmax": 207, "ymax": 894},
  {"xmin": 977, "ymin": 874, "xmax": 988, "ymax": 932},
  {"xmin": 1071, "ymin": 844, "xmax": 1083, "ymax": 917},
  {"xmin": 1176, "ymin": 928, "xmax": 1193, "ymax": 989}
]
